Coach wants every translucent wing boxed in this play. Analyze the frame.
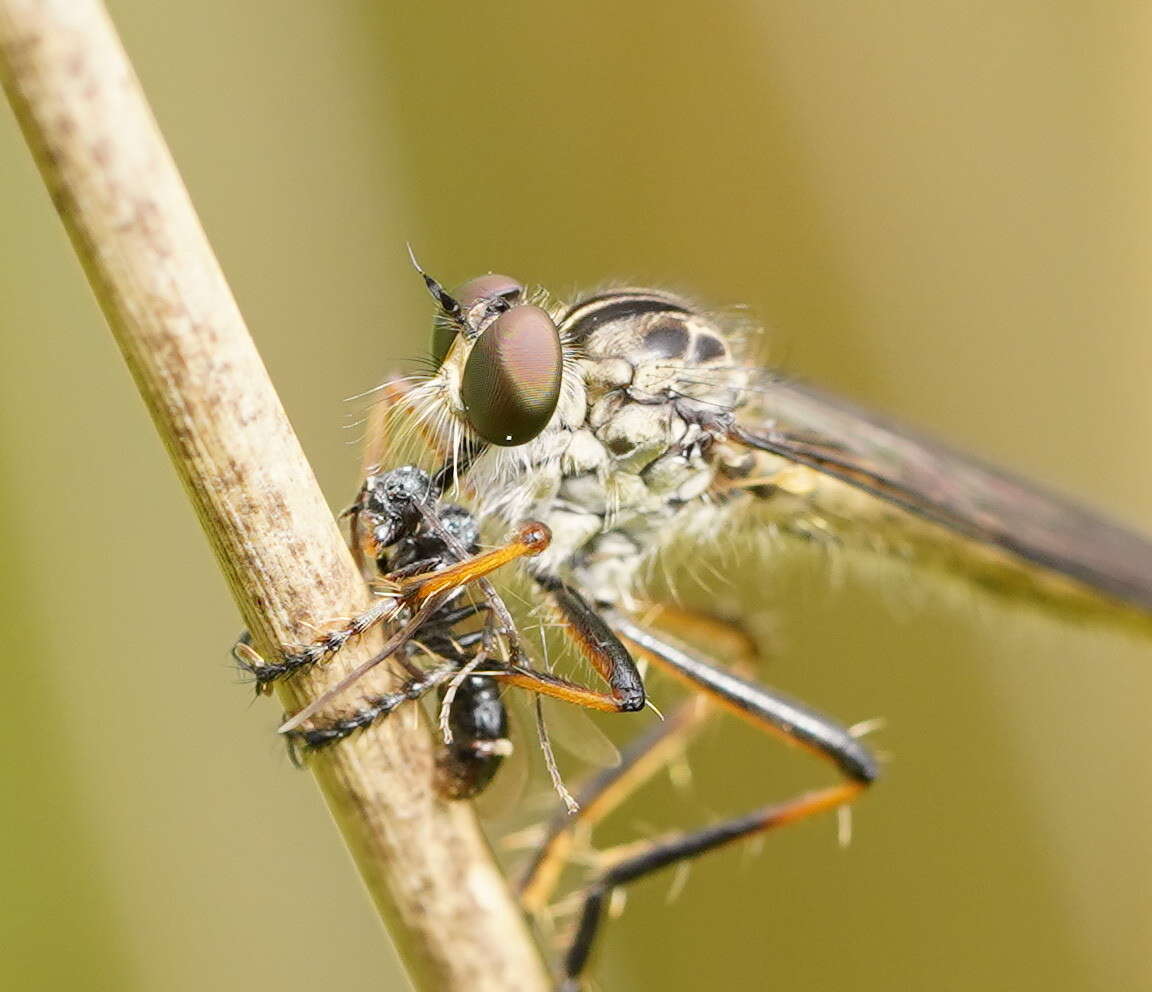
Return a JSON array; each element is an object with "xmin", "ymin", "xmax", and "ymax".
[
  {"xmin": 729, "ymin": 377, "xmax": 1152, "ymax": 614},
  {"xmin": 499, "ymin": 685, "xmax": 621, "ymax": 771},
  {"xmin": 533, "ymin": 694, "xmax": 622, "ymax": 769}
]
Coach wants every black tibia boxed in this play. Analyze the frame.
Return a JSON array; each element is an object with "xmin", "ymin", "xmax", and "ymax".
[
  {"xmin": 470, "ymin": 577, "xmax": 649, "ymax": 716},
  {"xmin": 552, "ymin": 617, "xmax": 878, "ymax": 990},
  {"xmin": 614, "ymin": 615, "xmax": 877, "ymax": 782},
  {"xmin": 560, "ymin": 805, "xmax": 814, "ymax": 990},
  {"xmin": 562, "ymin": 813, "xmax": 762, "ymax": 986}
]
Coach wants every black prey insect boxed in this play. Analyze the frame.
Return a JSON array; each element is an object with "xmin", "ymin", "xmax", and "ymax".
[{"xmin": 237, "ymin": 463, "xmax": 540, "ymax": 799}]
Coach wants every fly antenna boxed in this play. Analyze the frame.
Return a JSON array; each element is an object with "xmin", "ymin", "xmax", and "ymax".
[{"xmin": 406, "ymin": 243, "xmax": 462, "ymax": 322}]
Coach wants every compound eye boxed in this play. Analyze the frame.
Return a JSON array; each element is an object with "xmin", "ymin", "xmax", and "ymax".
[
  {"xmin": 430, "ymin": 274, "xmax": 523, "ymax": 366},
  {"xmin": 454, "ymin": 274, "xmax": 522, "ymax": 312},
  {"xmin": 460, "ymin": 304, "xmax": 562, "ymax": 446}
]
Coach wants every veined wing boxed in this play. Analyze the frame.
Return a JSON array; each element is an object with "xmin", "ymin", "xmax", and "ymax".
[{"xmin": 729, "ymin": 377, "xmax": 1152, "ymax": 616}]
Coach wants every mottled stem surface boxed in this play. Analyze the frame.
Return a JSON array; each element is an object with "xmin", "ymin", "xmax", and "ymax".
[{"xmin": 0, "ymin": 2, "xmax": 548, "ymax": 989}]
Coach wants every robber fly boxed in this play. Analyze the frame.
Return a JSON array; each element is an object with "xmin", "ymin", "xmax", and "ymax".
[{"xmin": 249, "ymin": 266, "xmax": 1152, "ymax": 991}]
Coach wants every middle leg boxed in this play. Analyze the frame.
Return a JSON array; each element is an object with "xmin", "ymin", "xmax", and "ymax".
[
  {"xmin": 518, "ymin": 604, "xmax": 761, "ymax": 913},
  {"xmin": 555, "ymin": 612, "xmax": 880, "ymax": 989}
]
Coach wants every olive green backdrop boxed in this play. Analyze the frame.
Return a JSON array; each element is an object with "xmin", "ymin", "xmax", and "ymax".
[{"xmin": 1, "ymin": 2, "xmax": 1149, "ymax": 990}]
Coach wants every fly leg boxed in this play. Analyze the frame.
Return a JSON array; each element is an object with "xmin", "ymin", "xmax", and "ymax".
[
  {"xmin": 488, "ymin": 577, "xmax": 647, "ymax": 715},
  {"xmin": 556, "ymin": 613, "xmax": 880, "ymax": 991},
  {"xmin": 518, "ymin": 605, "xmax": 760, "ymax": 913},
  {"xmin": 232, "ymin": 595, "xmax": 406, "ymax": 693}
]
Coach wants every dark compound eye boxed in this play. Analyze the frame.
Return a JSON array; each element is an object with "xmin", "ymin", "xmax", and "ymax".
[
  {"xmin": 460, "ymin": 304, "xmax": 562, "ymax": 446},
  {"xmin": 430, "ymin": 274, "xmax": 523, "ymax": 366}
]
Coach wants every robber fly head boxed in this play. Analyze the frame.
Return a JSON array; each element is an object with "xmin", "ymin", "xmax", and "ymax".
[{"xmin": 411, "ymin": 253, "xmax": 572, "ymax": 448}]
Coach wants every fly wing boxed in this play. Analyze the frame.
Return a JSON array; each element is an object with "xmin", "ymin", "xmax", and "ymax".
[
  {"xmin": 531, "ymin": 693, "xmax": 621, "ymax": 769},
  {"xmin": 729, "ymin": 378, "xmax": 1152, "ymax": 613}
]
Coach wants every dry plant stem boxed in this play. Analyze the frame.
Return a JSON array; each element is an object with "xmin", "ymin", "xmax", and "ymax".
[{"xmin": 0, "ymin": 3, "xmax": 549, "ymax": 990}]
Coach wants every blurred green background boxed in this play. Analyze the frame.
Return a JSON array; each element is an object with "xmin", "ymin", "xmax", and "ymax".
[{"xmin": 2, "ymin": 2, "xmax": 1150, "ymax": 990}]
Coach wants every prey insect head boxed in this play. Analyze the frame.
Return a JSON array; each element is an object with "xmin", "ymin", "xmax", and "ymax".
[
  {"xmin": 355, "ymin": 464, "xmax": 483, "ymax": 575},
  {"xmin": 360, "ymin": 465, "xmax": 436, "ymax": 548}
]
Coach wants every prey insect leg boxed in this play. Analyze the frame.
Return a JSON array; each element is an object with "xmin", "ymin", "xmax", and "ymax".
[
  {"xmin": 285, "ymin": 657, "xmax": 459, "ymax": 757},
  {"xmin": 274, "ymin": 458, "xmax": 548, "ymax": 742},
  {"xmin": 234, "ymin": 596, "xmax": 405, "ymax": 693},
  {"xmin": 278, "ymin": 521, "xmax": 550, "ymax": 734},
  {"xmin": 281, "ymin": 611, "xmax": 490, "ymax": 752},
  {"xmin": 238, "ymin": 520, "xmax": 549, "ymax": 700},
  {"xmin": 556, "ymin": 613, "xmax": 879, "ymax": 991}
]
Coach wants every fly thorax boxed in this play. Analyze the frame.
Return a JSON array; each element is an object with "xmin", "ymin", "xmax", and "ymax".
[
  {"xmin": 529, "ymin": 408, "xmax": 711, "ymax": 603},
  {"xmin": 504, "ymin": 293, "xmax": 749, "ymax": 604}
]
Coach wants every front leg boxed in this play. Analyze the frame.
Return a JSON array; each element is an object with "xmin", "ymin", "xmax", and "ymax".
[{"xmin": 485, "ymin": 575, "xmax": 645, "ymax": 716}]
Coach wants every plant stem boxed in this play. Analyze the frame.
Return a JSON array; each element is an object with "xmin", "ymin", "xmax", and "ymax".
[{"xmin": 0, "ymin": 2, "xmax": 550, "ymax": 989}]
